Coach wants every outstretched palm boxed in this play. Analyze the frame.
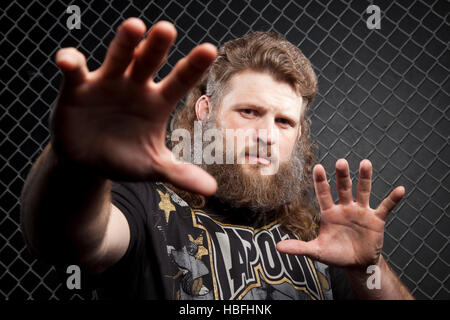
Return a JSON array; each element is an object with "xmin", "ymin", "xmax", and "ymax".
[
  {"xmin": 277, "ymin": 159, "xmax": 405, "ymax": 268},
  {"xmin": 51, "ymin": 18, "xmax": 217, "ymax": 195}
]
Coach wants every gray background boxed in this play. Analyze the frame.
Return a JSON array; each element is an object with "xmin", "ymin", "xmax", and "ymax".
[{"xmin": 0, "ymin": 0, "xmax": 449, "ymax": 299}]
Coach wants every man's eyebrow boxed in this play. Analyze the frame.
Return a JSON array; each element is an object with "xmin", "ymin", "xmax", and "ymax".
[
  {"xmin": 232, "ymin": 103, "xmax": 300, "ymax": 123},
  {"xmin": 232, "ymin": 103, "xmax": 298, "ymax": 114},
  {"xmin": 231, "ymin": 103, "xmax": 264, "ymax": 110}
]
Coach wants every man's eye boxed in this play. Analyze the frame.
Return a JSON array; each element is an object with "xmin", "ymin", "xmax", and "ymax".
[
  {"xmin": 276, "ymin": 118, "xmax": 292, "ymax": 126},
  {"xmin": 240, "ymin": 109, "xmax": 256, "ymax": 116}
]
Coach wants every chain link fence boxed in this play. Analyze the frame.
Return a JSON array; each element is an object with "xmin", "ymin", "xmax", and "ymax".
[{"xmin": 1, "ymin": 0, "xmax": 449, "ymax": 300}]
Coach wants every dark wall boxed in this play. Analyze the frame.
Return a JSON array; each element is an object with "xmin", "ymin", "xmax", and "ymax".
[{"xmin": 0, "ymin": 0, "xmax": 449, "ymax": 299}]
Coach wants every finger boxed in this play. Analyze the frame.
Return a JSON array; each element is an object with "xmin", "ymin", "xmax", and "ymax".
[
  {"xmin": 375, "ymin": 186, "xmax": 405, "ymax": 221},
  {"xmin": 335, "ymin": 159, "xmax": 353, "ymax": 204},
  {"xmin": 129, "ymin": 21, "xmax": 177, "ymax": 83},
  {"xmin": 313, "ymin": 164, "xmax": 334, "ymax": 211},
  {"xmin": 158, "ymin": 43, "xmax": 217, "ymax": 106},
  {"xmin": 356, "ymin": 159, "xmax": 372, "ymax": 207},
  {"xmin": 276, "ymin": 239, "xmax": 322, "ymax": 261},
  {"xmin": 123, "ymin": 39, "xmax": 146, "ymax": 75},
  {"xmin": 55, "ymin": 47, "xmax": 89, "ymax": 86},
  {"xmin": 101, "ymin": 18, "xmax": 146, "ymax": 79},
  {"xmin": 159, "ymin": 150, "xmax": 218, "ymax": 196}
]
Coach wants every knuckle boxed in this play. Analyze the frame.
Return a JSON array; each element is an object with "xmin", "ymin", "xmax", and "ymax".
[
  {"xmin": 341, "ymin": 182, "xmax": 352, "ymax": 191},
  {"xmin": 318, "ymin": 185, "xmax": 330, "ymax": 196}
]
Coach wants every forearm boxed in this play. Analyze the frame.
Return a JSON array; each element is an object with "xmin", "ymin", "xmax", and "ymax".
[
  {"xmin": 20, "ymin": 142, "xmax": 112, "ymax": 265},
  {"xmin": 344, "ymin": 255, "xmax": 414, "ymax": 300}
]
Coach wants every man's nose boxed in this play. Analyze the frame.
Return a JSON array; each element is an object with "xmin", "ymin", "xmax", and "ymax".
[{"xmin": 255, "ymin": 117, "xmax": 278, "ymax": 146}]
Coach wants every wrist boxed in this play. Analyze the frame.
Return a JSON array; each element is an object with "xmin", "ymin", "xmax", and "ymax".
[
  {"xmin": 343, "ymin": 255, "xmax": 386, "ymax": 284},
  {"xmin": 48, "ymin": 142, "xmax": 105, "ymax": 181},
  {"xmin": 45, "ymin": 143, "xmax": 111, "ymax": 198}
]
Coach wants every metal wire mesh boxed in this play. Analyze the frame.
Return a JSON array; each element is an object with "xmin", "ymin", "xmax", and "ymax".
[{"xmin": 0, "ymin": 0, "xmax": 449, "ymax": 300}]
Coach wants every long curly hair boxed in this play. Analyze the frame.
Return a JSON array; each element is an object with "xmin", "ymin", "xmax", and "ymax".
[{"xmin": 169, "ymin": 32, "xmax": 320, "ymax": 241}]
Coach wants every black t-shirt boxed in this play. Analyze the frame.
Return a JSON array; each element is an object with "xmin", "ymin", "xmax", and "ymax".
[{"xmin": 91, "ymin": 181, "xmax": 354, "ymax": 300}]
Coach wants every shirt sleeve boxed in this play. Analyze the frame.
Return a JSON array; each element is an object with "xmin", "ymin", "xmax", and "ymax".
[
  {"xmin": 87, "ymin": 181, "xmax": 155, "ymax": 298},
  {"xmin": 329, "ymin": 266, "xmax": 356, "ymax": 300},
  {"xmin": 110, "ymin": 181, "xmax": 151, "ymax": 263}
]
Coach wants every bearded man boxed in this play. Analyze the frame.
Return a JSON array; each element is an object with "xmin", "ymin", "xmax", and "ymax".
[{"xmin": 20, "ymin": 18, "xmax": 413, "ymax": 300}]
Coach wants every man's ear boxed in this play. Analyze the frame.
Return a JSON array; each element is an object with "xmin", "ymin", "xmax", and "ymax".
[{"xmin": 195, "ymin": 95, "xmax": 211, "ymax": 121}]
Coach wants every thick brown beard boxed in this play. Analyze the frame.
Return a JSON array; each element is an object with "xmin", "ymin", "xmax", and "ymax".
[
  {"xmin": 201, "ymin": 140, "xmax": 305, "ymax": 213},
  {"xmin": 198, "ymin": 108, "xmax": 306, "ymax": 213}
]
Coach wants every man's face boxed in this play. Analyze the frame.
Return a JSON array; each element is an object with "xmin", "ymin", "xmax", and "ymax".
[
  {"xmin": 216, "ymin": 69, "xmax": 303, "ymax": 174},
  {"xmin": 198, "ymin": 70, "xmax": 306, "ymax": 212}
]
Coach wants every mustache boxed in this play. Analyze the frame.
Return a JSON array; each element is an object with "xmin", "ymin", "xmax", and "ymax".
[{"xmin": 239, "ymin": 144, "xmax": 277, "ymax": 161}]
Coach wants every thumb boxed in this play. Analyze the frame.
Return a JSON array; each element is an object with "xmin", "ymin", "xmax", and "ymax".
[
  {"xmin": 161, "ymin": 152, "xmax": 217, "ymax": 196},
  {"xmin": 276, "ymin": 239, "xmax": 321, "ymax": 260}
]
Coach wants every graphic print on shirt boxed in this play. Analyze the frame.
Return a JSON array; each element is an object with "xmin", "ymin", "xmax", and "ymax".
[
  {"xmin": 155, "ymin": 186, "xmax": 332, "ymax": 300},
  {"xmin": 193, "ymin": 210, "xmax": 330, "ymax": 300},
  {"xmin": 167, "ymin": 233, "xmax": 214, "ymax": 299}
]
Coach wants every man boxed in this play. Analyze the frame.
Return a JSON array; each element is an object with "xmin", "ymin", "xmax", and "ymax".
[{"xmin": 20, "ymin": 18, "xmax": 413, "ymax": 300}]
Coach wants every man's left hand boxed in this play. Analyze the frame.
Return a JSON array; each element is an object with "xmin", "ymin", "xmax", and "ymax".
[{"xmin": 277, "ymin": 159, "xmax": 405, "ymax": 269}]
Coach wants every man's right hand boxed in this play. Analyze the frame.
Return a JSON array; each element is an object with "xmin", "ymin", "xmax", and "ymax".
[{"xmin": 51, "ymin": 18, "xmax": 217, "ymax": 196}]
